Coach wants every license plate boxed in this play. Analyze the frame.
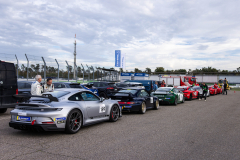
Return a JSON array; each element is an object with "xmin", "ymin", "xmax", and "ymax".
[{"xmin": 17, "ymin": 116, "xmax": 31, "ymax": 121}]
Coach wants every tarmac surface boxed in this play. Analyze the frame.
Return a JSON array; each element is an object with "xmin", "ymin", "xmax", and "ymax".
[{"xmin": 1, "ymin": 91, "xmax": 240, "ymax": 160}]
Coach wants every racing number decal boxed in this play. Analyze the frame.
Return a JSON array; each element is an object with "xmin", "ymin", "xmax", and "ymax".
[
  {"xmin": 150, "ymin": 97, "xmax": 153, "ymax": 103},
  {"xmin": 193, "ymin": 92, "xmax": 197, "ymax": 96},
  {"xmin": 99, "ymin": 104, "xmax": 106, "ymax": 113},
  {"xmin": 178, "ymin": 93, "xmax": 183, "ymax": 101}
]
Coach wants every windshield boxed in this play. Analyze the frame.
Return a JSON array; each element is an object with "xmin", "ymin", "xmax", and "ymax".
[
  {"xmin": 116, "ymin": 83, "xmax": 129, "ymax": 87},
  {"xmin": 192, "ymin": 86, "xmax": 200, "ymax": 89},
  {"xmin": 118, "ymin": 89, "xmax": 138, "ymax": 94},
  {"xmin": 69, "ymin": 84, "xmax": 82, "ymax": 88},
  {"xmin": 43, "ymin": 91, "xmax": 70, "ymax": 98},
  {"xmin": 108, "ymin": 83, "xmax": 116, "ymax": 87},
  {"xmin": 191, "ymin": 78, "xmax": 196, "ymax": 82},
  {"xmin": 219, "ymin": 80, "xmax": 223, "ymax": 83},
  {"xmin": 177, "ymin": 88, "xmax": 187, "ymax": 91},
  {"xmin": 156, "ymin": 88, "xmax": 172, "ymax": 92}
]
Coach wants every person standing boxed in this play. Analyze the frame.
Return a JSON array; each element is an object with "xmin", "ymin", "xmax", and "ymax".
[
  {"xmin": 153, "ymin": 81, "xmax": 158, "ymax": 91},
  {"xmin": 43, "ymin": 78, "xmax": 54, "ymax": 93},
  {"xmin": 223, "ymin": 81, "xmax": 227, "ymax": 95},
  {"xmin": 161, "ymin": 80, "xmax": 166, "ymax": 87},
  {"xmin": 199, "ymin": 82, "xmax": 208, "ymax": 101},
  {"xmin": 31, "ymin": 75, "xmax": 43, "ymax": 96}
]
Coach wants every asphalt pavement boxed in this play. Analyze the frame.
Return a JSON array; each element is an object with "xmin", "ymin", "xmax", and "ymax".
[{"xmin": 1, "ymin": 91, "xmax": 240, "ymax": 160}]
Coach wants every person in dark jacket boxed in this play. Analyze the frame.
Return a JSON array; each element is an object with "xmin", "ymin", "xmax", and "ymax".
[
  {"xmin": 223, "ymin": 81, "xmax": 227, "ymax": 95},
  {"xmin": 199, "ymin": 82, "xmax": 208, "ymax": 101}
]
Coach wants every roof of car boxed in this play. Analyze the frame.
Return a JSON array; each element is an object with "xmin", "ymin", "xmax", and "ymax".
[
  {"xmin": 157, "ymin": 87, "xmax": 173, "ymax": 89},
  {"xmin": 50, "ymin": 88, "xmax": 87, "ymax": 93},
  {"xmin": 53, "ymin": 82, "xmax": 80, "ymax": 84},
  {"xmin": 121, "ymin": 87, "xmax": 145, "ymax": 90},
  {"xmin": 177, "ymin": 86, "xmax": 189, "ymax": 88}
]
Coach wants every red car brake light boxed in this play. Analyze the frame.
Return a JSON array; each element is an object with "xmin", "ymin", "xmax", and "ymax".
[
  {"xmin": 118, "ymin": 102, "xmax": 135, "ymax": 104},
  {"xmin": 107, "ymin": 87, "xmax": 114, "ymax": 89},
  {"xmin": 42, "ymin": 122, "xmax": 54, "ymax": 124},
  {"xmin": 16, "ymin": 89, "xmax": 18, "ymax": 95}
]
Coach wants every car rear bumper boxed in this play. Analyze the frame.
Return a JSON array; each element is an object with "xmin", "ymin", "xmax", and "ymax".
[
  {"xmin": 120, "ymin": 104, "xmax": 141, "ymax": 112},
  {"xmin": 9, "ymin": 122, "xmax": 65, "ymax": 132},
  {"xmin": 158, "ymin": 98, "xmax": 174, "ymax": 104}
]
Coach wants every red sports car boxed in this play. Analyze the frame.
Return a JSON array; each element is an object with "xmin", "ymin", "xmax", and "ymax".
[
  {"xmin": 212, "ymin": 85, "xmax": 222, "ymax": 94},
  {"xmin": 177, "ymin": 86, "xmax": 199, "ymax": 100},
  {"xmin": 209, "ymin": 86, "xmax": 217, "ymax": 95}
]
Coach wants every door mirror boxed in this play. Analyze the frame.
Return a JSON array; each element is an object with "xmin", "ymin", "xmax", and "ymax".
[{"xmin": 100, "ymin": 97, "xmax": 105, "ymax": 102}]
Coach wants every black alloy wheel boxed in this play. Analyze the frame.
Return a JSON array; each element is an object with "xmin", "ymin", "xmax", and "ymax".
[
  {"xmin": 65, "ymin": 109, "xmax": 82, "ymax": 134},
  {"xmin": 189, "ymin": 94, "xmax": 192, "ymax": 101},
  {"xmin": 182, "ymin": 96, "xmax": 185, "ymax": 103},
  {"xmin": 99, "ymin": 92, "xmax": 107, "ymax": 99},
  {"xmin": 174, "ymin": 97, "xmax": 178, "ymax": 106},
  {"xmin": 0, "ymin": 108, "xmax": 7, "ymax": 113},
  {"xmin": 109, "ymin": 105, "xmax": 119, "ymax": 122}
]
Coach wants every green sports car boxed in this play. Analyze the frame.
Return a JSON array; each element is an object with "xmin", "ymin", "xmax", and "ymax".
[{"xmin": 151, "ymin": 87, "xmax": 185, "ymax": 105}]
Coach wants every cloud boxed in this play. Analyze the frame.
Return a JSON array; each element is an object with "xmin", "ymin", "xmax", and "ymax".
[{"xmin": 0, "ymin": 0, "xmax": 240, "ymax": 72}]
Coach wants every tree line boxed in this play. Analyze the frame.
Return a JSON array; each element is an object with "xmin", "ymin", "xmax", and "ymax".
[{"xmin": 120, "ymin": 67, "xmax": 239, "ymax": 75}]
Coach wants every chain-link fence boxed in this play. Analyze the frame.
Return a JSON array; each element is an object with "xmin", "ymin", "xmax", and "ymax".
[{"xmin": 0, "ymin": 53, "xmax": 120, "ymax": 82}]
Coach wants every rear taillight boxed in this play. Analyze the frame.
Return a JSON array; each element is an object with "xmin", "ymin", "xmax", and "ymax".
[
  {"xmin": 107, "ymin": 87, "xmax": 114, "ymax": 89},
  {"xmin": 42, "ymin": 122, "xmax": 54, "ymax": 124},
  {"xmin": 118, "ymin": 102, "xmax": 135, "ymax": 104},
  {"xmin": 16, "ymin": 89, "xmax": 18, "ymax": 95}
]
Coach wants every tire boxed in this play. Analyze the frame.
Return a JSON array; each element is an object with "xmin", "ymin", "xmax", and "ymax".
[
  {"xmin": 153, "ymin": 100, "xmax": 159, "ymax": 110},
  {"xmin": 182, "ymin": 96, "xmax": 185, "ymax": 103},
  {"xmin": 174, "ymin": 97, "xmax": 178, "ymax": 106},
  {"xmin": 139, "ymin": 102, "xmax": 147, "ymax": 114},
  {"xmin": 65, "ymin": 109, "xmax": 82, "ymax": 134},
  {"xmin": 0, "ymin": 108, "xmax": 7, "ymax": 113},
  {"xmin": 99, "ymin": 92, "xmax": 107, "ymax": 99},
  {"xmin": 189, "ymin": 94, "xmax": 192, "ymax": 101},
  {"xmin": 197, "ymin": 94, "xmax": 200, "ymax": 99},
  {"xmin": 109, "ymin": 105, "xmax": 119, "ymax": 122}
]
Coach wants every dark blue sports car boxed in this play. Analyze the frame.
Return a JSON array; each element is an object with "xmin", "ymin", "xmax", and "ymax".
[{"xmin": 110, "ymin": 87, "xmax": 159, "ymax": 114}]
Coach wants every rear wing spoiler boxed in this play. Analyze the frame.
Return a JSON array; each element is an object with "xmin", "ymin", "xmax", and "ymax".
[
  {"xmin": 109, "ymin": 92, "xmax": 134, "ymax": 100},
  {"xmin": 13, "ymin": 94, "xmax": 59, "ymax": 102}
]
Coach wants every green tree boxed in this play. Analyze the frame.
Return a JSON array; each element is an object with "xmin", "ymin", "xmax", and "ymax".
[
  {"xmin": 155, "ymin": 67, "xmax": 165, "ymax": 73},
  {"xmin": 145, "ymin": 67, "xmax": 151, "ymax": 74},
  {"xmin": 134, "ymin": 68, "xmax": 142, "ymax": 73},
  {"xmin": 119, "ymin": 68, "xmax": 123, "ymax": 72}
]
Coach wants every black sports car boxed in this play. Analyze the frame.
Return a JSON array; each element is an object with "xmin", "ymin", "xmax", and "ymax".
[{"xmin": 110, "ymin": 87, "xmax": 159, "ymax": 114}]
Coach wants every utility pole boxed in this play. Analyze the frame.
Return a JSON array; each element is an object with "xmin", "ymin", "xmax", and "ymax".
[{"xmin": 73, "ymin": 34, "xmax": 77, "ymax": 79}]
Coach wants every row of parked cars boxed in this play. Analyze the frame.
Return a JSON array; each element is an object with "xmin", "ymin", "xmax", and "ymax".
[{"xmin": 8, "ymin": 79, "xmax": 224, "ymax": 134}]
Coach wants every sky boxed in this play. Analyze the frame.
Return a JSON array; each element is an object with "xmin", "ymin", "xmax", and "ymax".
[{"xmin": 0, "ymin": 0, "xmax": 240, "ymax": 72}]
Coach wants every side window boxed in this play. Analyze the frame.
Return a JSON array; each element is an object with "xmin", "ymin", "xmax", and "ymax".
[
  {"xmin": 81, "ymin": 92, "xmax": 99, "ymax": 101},
  {"xmin": 18, "ymin": 83, "xmax": 25, "ymax": 89},
  {"xmin": 68, "ymin": 93, "xmax": 82, "ymax": 101},
  {"xmin": 25, "ymin": 83, "xmax": 31, "ymax": 89},
  {"xmin": 100, "ymin": 83, "xmax": 105, "ymax": 87},
  {"xmin": 142, "ymin": 90, "xmax": 149, "ymax": 97}
]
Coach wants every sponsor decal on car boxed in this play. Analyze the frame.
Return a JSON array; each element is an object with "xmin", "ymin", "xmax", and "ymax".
[
  {"xmin": 99, "ymin": 104, "xmax": 106, "ymax": 113},
  {"xmin": 54, "ymin": 117, "xmax": 66, "ymax": 121},
  {"xmin": 17, "ymin": 116, "xmax": 31, "ymax": 121}
]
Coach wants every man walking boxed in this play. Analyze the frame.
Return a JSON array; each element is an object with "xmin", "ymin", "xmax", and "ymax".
[
  {"xmin": 223, "ymin": 81, "xmax": 227, "ymax": 95},
  {"xmin": 200, "ymin": 82, "xmax": 208, "ymax": 101},
  {"xmin": 43, "ymin": 78, "xmax": 54, "ymax": 93},
  {"xmin": 31, "ymin": 75, "xmax": 43, "ymax": 96}
]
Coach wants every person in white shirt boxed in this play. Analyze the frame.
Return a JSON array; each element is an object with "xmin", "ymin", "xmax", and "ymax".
[
  {"xmin": 43, "ymin": 78, "xmax": 54, "ymax": 93},
  {"xmin": 31, "ymin": 75, "xmax": 43, "ymax": 96}
]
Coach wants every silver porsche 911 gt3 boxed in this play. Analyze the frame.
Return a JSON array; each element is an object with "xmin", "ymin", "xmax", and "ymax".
[{"xmin": 9, "ymin": 88, "xmax": 122, "ymax": 134}]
